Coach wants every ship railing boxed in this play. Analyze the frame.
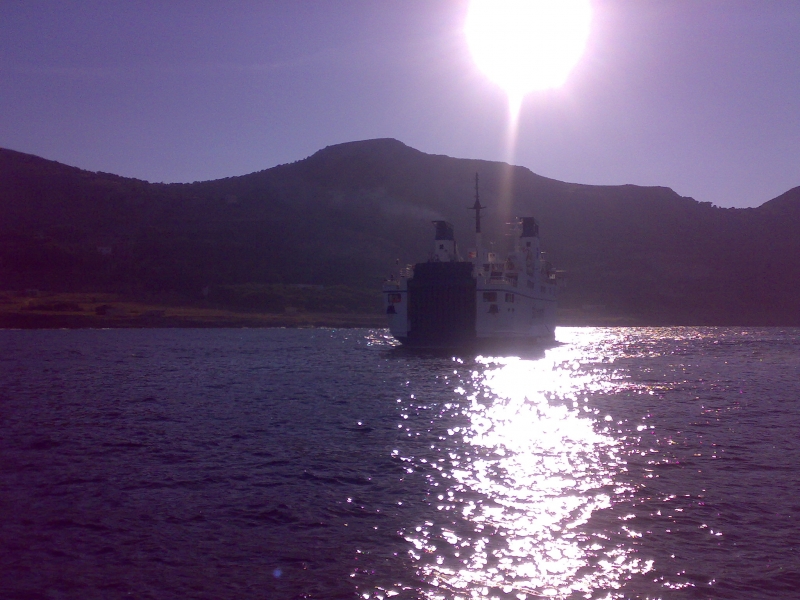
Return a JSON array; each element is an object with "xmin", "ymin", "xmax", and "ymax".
[
  {"xmin": 487, "ymin": 274, "xmax": 518, "ymax": 287},
  {"xmin": 383, "ymin": 278, "xmax": 401, "ymax": 287}
]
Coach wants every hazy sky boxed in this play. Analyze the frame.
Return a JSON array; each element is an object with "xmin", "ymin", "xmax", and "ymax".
[{"xmin": 1, "ymin": 1, "xmax": 798, "ymax": 207}]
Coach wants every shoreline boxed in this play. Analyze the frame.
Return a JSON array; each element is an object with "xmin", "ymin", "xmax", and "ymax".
[
  {"xmin": 0, "ymin": 314, "xmax": 388, "ymax": 329},
  {"xmin": 0, "ymin": 292, "xmax": 387, "ymax": 329},
  {"xmin": 2, "ymin": 293, "xmax": 793, "ymax": 329},
  {"xmin": 2, "ymin": 312, "xmax": 791, "ymax": 330},
  {"xmin": 0, "ymin": 310, "xmax": 388, "ymax": 330}
]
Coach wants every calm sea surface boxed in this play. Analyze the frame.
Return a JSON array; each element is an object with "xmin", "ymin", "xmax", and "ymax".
[{"xmin": 0, "ymin": 327, "xmax": 798, "ymax": 599}]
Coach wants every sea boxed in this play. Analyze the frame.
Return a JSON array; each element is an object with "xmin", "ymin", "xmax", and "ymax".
[{"xmin": 0, "ymin": 327, "xmax": 798, "ymax": 600}]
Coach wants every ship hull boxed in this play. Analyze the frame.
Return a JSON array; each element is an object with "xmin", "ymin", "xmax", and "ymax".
[
  {"xmin": 383, "ymin": 262, "xmax": 557, "ymax": 350},
  {"xmin": 391, "ymin": 333, "xmax": 555, "ymax": 351},
  {"xmin": 382, "ymin": 214, "xmax": 561, "ymax": 350}
]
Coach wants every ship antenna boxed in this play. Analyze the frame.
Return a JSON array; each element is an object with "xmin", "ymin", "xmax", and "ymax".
[
  {"xmin": 468, "ymin": 172, "xmax": 484, "ymax": 267},
  {"xmin": 470, "ymin": 172, "xmax": 483, "ymax": 234}
]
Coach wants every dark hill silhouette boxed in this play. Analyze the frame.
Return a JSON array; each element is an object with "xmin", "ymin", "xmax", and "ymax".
[{"xmin": 1, "ymin": 140, "xmax": 798, "ymax": 324}]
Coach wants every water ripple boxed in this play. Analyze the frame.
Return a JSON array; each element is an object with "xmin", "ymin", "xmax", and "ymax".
[{"xmin": 0, "ymin": 327, "xmax": 798, "ymax": 599}]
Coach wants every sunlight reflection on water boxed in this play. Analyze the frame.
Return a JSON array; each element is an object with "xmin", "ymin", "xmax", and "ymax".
[
  {"xmin": 399, "ymin": 329, "xmax": 652, "ymax": 599},
  {"xmin": 3, "ymin": 327, "xmax": 798, "ymax": 599}
]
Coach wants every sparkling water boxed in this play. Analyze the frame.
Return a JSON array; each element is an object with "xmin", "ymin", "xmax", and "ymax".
[{"xmin": 1, "ymin": 327, "xmax": 797, "ymax": 599}]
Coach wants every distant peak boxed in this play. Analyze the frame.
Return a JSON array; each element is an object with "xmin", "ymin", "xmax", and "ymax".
[
  {"xmin": 309, "ymin": 138, "xmax": 417, "ymax": 160},
  {"xmin": 302, "ymin": 138, "xmax": 424, "ymax": 167},
  {"xmin": 320, "ymin": 138, "xmax": 410, "ymax": 152}
]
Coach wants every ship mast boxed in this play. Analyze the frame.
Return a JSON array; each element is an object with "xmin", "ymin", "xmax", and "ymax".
[{"xmin": 469, "ymin": 172, "xmax": 484, "ymax": 269}]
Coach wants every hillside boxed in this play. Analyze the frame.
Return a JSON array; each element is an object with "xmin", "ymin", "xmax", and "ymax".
[{"xmin": 1, "ymin": 139, "xmax": 799, "ymax": 324}]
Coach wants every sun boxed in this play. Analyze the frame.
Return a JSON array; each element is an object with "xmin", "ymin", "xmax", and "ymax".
[{"xmin": 465, "ymin": 0, "xmax": 592, "ymax": 109}]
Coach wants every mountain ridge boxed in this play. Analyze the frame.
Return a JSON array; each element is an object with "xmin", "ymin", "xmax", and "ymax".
[{"xmin": 1, "ymin": 140, "xmax": 799, "ymax": 324}]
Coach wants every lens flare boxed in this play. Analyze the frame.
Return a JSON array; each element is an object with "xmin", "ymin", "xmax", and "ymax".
[
  {"xmin": 393, "ymin": 331, "xmax": 658, "ymax": 598},
  {"xmin": 466, "ymin": 0, "xmax": 592, "ymax": 105},
  {"xmin": 465, "ymin": 0, "xmax": 592, "ymax": 196}
]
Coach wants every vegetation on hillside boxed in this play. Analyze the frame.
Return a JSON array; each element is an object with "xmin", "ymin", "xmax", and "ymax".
[{"xmin": 1, "ymin": 140, "xmax": 799, "ymax": 324}]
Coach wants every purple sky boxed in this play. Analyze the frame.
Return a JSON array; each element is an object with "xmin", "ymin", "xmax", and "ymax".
[{"xmin": 1, "ymin": 1, "xmax": 798, "ymax": 208}]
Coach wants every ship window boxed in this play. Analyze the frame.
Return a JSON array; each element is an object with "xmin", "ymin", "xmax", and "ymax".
[
  {"xmin": 505, "ymin": 293, "xmax": 514, "ymax": 303},
  {"xmin": 388, "ymin": 293, "xmax": 402, "ymax": 303},
  {"xmin": 483, "ymin": 292, "xmax": 497, "ymax": 302}
]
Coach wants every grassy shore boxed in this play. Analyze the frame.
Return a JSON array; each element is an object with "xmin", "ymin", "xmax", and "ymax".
[
  {"xmin": 0, "ymin": 292, "xmax": 386, "ymax": 329},
  {"xmin": 0, "ymin": 292, "xmax": 646, "ymax": 329}
]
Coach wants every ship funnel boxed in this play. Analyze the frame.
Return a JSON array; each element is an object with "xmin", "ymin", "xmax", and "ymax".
[
  {"xmin": 520, "ymin": 217, "xmax": 539, "ymax": 238},
  {"xmin": 432, "ymin": 221, "xmax": 458, "ymax": 262},
  {"xmin": 433, "ymin": 221, "xmax": 455, "ymax": 241},
  {"xmin": 518, "ymin": 216, "xmax": 540, "ymax": 259}
]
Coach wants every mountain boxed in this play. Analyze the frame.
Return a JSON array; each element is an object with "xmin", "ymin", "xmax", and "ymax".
[{"xmin": 1, "ymin": 139, "xmax": 799, "ymax": 324}]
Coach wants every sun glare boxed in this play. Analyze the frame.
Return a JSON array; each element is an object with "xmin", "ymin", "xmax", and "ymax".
[
  {"xmin": 466, "ymin": 0, "xmax": 592, "ymax": 112},
  {"xmin": 392, "ymin": 334, "xmax": 654, "ymax": 598}
]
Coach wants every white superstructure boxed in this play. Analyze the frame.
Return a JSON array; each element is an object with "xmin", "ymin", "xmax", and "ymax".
[{"xmin": 383, "ymin": 178, "xmax": 562, "ymax": 348}]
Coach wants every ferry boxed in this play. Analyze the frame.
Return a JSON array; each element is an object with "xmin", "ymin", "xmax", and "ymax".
[{"xmin": 382, "ymin": 177, "xmax": 562, "ymax": 348}]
